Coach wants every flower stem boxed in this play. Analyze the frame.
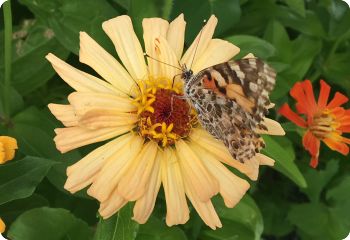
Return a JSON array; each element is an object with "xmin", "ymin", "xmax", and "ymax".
[{"xmin": 2, "ymin": 0, "xmax": 13, "ymax": 118}]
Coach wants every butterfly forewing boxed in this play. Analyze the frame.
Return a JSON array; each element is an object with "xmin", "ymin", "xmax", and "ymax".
[{"xmin": 185, "ymin": 58, "xmax": 276, "ymax": 162}]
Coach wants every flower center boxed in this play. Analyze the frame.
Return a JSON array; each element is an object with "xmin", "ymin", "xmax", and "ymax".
[
  {"xmin": 133, "ymin": 80, "xmax": 196, "ymax": 147},
  {"xmin": 309, "ymin": 110, "xmax": 339, "ymax": 139}
]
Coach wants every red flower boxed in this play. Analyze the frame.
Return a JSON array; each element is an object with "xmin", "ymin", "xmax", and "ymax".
[{"xmin": 279, "ymin": 80, "xmax": 350, "ymax": 168}]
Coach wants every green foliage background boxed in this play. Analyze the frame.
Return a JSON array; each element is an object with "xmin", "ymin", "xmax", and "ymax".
[{"xmin": 0, "ymin": 0, "xmax": 350, "ymax": 239}]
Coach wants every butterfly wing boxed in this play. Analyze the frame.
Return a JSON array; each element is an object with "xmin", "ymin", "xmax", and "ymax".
[{"xmin": 186, "ymin": 58, "xmax": 275, "ymax": 162}]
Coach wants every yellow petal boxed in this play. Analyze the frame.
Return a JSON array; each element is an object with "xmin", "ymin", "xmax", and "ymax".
[
  {"xmin": 68, "ymin": 92, "xmax": 136, "ymax": 117},
  {"xmin": 243, "ymin": 53, "xmax": 255, "ymax": 59},
  {"xmin": 189, "ymin": 128, "xmax": 260, "ymax": 180},
  {"xmin": 133, "ymin": 150, "xmax": 162, "ymax": 224},
  {"xmin": 64, "ymin": 133, "xmax": 135, "ymax": 193},
  {"xmin": 153, "ymin": 36, "xmax": 181, "ymax": 81},
  {"xmin": 79, "ymin": 32, "xmax": 135, "ymax": 94},
  {"xmin": 192, "ymin": 39, "xmax": 240, "ymax": 73},
  {"xmin": 255, "ymin": 118, "xmax": 286, "ymax": 136},
  {"xmin": 183, "ymin": 176, "xmax": 222, "ymax": 230},
  {"xmin": 87, "ymin": 135, "xmax": 144, "ymax": 202},
  {"xmin": 161, "ymin": 148, "xmax": 189, "ymax": 226},
  {"xmin": 118, "ymin": 141, "xmax": 158, "ymax": 201},
  {"xmin": 46, "ymin": 53, "xmax": 118, "ymax": 94},
  {"xmin": 143, "ymin": 17, "xmax": 169, "ymax": 78},
  {"xmin": 103, "ymin": 16, "xmax": 148, "ymax": 81},
  {"xmin": 190, "ymin": 142, "xmax": 250, "ymax": 208},
  {"xmin": 181, "ymin": 15, "xmax": 217, "ymax": 69},
  {"xmin": 167, "ymin": 14, "xmax": 186, "ymax": 60},
  {"xmin": 175, "ymin": 139, "xmax": 219, "ymax": 202},
  {"xmin": 48, "ymin": 104, "xmax": 78, "ymax": 127},
  {"xmin": 54, "ymin": 125, "xmax": 133, "ymax": 153},
  {"xmin": 0, "ymin": 218, "xmax": 5, "ymax": 233},
  {"xmin": 99, "ymin": 188, "xmax": 127, "ymax": 219},
  {"xmin": 255, "ymin": 153, "xmax": 275, "ymax": 166},
  {"xmin": 0, "ymin": 136, "xmax": 18, "ymax": 163},
  {"xmin": 79, "ymin": 109, "xmax": 138, "ymax": 129}
]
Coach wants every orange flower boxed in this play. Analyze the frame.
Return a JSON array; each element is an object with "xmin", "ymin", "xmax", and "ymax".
[
  {"xmin": 0, "ymin": 136, "xmax": 18, "ymax": 164},
  {"xmin": 279, "ymin": 80, "xmax": 350, "ymax": 168}
]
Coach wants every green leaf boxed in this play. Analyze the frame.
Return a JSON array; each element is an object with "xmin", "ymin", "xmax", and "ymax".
[
  {"xmin": 209, "ymin": 0, "xmax": 241, "ymax": 36},
  {"xmin": 19, "ymin": 0, "xmax": 119, "ymax": 54},
  {"xmin": 323, "ymin": 50, "xmax": 350, "ymax": 94},
  {"xmin": 136, "ymin": 217, "xmax": 187, "ymax": 240},
  {"xmin": 262, "ymin": 135, "xmax": 307, "ymax": 188},
  {"xmin": 9, "ymin": 107, "xmax": 85, "ymax": 198},
  {"xmin": 0, "ymin": 156, "xmax": 55, "ymax": 205},
  {"xmin": 200, "ymin": 195, "xmax": 263, "ymax": 240},
  {"xmin": 225, "ymin": 35, "xmax": 276, "ymax": 59},
  {"xmin": 0, "ymin": 83, "xmax": 24, "ymax": 117},
  {"xmin": 170, "ymin": 0, "xmax": 212, "ymax": 43},
  {"xmin": 277, "ymin": 6, "xmax": 326, "ymax": 37},
  {"xmin": 0, "ymin": 194, "xmax": 49, "ymax": 223},
  {"xmin": 326, "ymin": 175, "xmax": 350, "ymax": 237},
  {"xmin": 288, "ymin": 202, "xmax": 348, "ymax": 239},
  {"xmin": 128, "ymin": 0, "xmax": 168, "ymax": 39},
  {"xmin": 94, "ymin": 203, "xmax": 139, "ymax": 240},
  {"xmin": 0, "ymin": 21, "xmax": 70, "ymax": 95},
  {"xmin": 284, "ymin": 0, "xmax": 306, "ymax": 17},
  {"xmin": 264, "ymin": 21, "xmax": 292, "ymax": 62},
  {"xmin": 8, "ymin": 207, "xmax": 93, "ymax": 240},
  {"xmin": 258, "ymin": 195, "xmax": 293, "ymax": 237},
  {"xmin": 301, "ymin": 160, "xmax": 339, "ymax": 202}
]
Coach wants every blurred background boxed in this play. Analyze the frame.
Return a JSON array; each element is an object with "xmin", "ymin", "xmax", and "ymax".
[{"xmin": 0, "ymin": 0, "xmax": 350, "ymax": 239}]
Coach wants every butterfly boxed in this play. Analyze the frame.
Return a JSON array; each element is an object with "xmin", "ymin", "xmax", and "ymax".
[{"xmin": 181, "ymin": 58, "xmax": 276, "ymax": 163}]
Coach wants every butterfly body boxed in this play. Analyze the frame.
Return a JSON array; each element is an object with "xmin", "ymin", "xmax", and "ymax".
[{"xmin": 182, "ymin": 58, "xmax": 276, "ymax": 162}]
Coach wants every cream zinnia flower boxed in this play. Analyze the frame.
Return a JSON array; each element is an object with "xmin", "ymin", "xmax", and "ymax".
[{"xmin": 47, "ymin": 14, "xmax": 284, "ymax": 229}]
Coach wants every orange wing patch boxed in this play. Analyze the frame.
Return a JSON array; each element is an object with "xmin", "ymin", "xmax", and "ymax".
[{"xmin": 226, "ymin": 84, "xmax": 255, "ymax": 114}]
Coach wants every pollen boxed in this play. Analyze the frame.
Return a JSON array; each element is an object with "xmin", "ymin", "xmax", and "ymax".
[
  {"xmin": 134, "ymin": 79, "xmax": 196, "ymax": 147},
  {"xmin": 309, "ymin": 110, "xmax": 339, "ymax": 139}
]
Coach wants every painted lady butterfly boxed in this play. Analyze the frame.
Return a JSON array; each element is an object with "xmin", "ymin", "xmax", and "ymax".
[{"xmin": 182, "ymin": 58, "xmax": 276, "ymax": 163}]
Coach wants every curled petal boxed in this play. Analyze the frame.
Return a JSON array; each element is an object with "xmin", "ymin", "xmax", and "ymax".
[
  {"xmin": 87, "ymin": 135, "xmax": 144, "ymax": 201},
  {"xmin": 323, "ymin": 135, "xmax": 349, "ymax": 156},
  {"xmin": 161, "ymin": 148, "xmax": 189, "ymax": 226},
  {"xmin": 256, "ymin": 118, "xmax": 285, "ymax": 136},
  {"xmin": 190, "ymin": 143, "xmax": 250, "ymax": 208},
  {"xmin": 143, "ymin": 17, "xmax": 169, "ymax": 78},
  {"xmin": 48, "ymin": 104, "xmax": 78, "ymax": 127},
  {"xmin": 318, "ymin": 80, "xmax": 331, "ymax": 108},
  {"xmin": 68, "ymin": 92, "xmax": 136, "ymax": 117},
  {"xmin": 327, "ymin": 92, "xmax": 349, "ymax": 109},
  {"xmin": 302, "ymin": 131, "xmax": 320, "ymax": 168},
  {"xmin": 183, "ymin": 175, "xmax": 222, "ymax": 230},
  {"xmin": 103, "ymin": 16, "xmax": 148, "ymax": 81},
  {"xmin": 133, "ymin": 151, "xmax": 162, "ymax": 224},
  {"xmin": 279, "ymin": 103, "xmax": 307, "ymax": 128},
  {"xmin": 46, "ymin": 53, "xmax": 118, "ymax": 94},
  {"xmin": 54, "ymin": 125, "xmax": 133, "ymax": 153},
  {"xmin": 79, "ymin": 110, "xmax": 138, "ymax": 129},
  {"xmin": 99, "ymin": 188, "xmax": 128, "ymax": 219},
  {"xmin": 167, "ymin": 14, "xmax": 186, "ymax": 59},
  {"xmin": 65, "ymin": 133, "xmax": 135, "ymax": 193},
  {"xmin": 79, "ymin": 32, "xmax": 134, "ymax": 94},
  {"xmin": 192, "ymin": 39, "xmax": 240, "ymax": 73},
  {"xmin": 189, "ymin": 128, "xmax": 260, "ymax": 180},
  {"xmin": 118, "ymin": 141, "xmax": 158, "ymax": 201},
  {"xmin": 181, "ymin": 15, "xmax": 218, "ymax": 69},
  {"xmin": 175, "ymin": 139, "xmax": 219, "ymax": 202}
]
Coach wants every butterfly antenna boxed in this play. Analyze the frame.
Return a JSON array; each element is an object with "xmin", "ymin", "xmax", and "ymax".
[
  {"xmin": 189, "ymin": 19, "xmax": 207, "ymax": 70},
  {"xmin": 144, "ymin": 53, "xmax": 182, "ymax": 70}
]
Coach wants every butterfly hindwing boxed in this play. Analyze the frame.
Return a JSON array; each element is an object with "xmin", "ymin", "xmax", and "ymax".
[{"xmin": 185, "ymin": 58, "xmax": 275, "ymax": 162}]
